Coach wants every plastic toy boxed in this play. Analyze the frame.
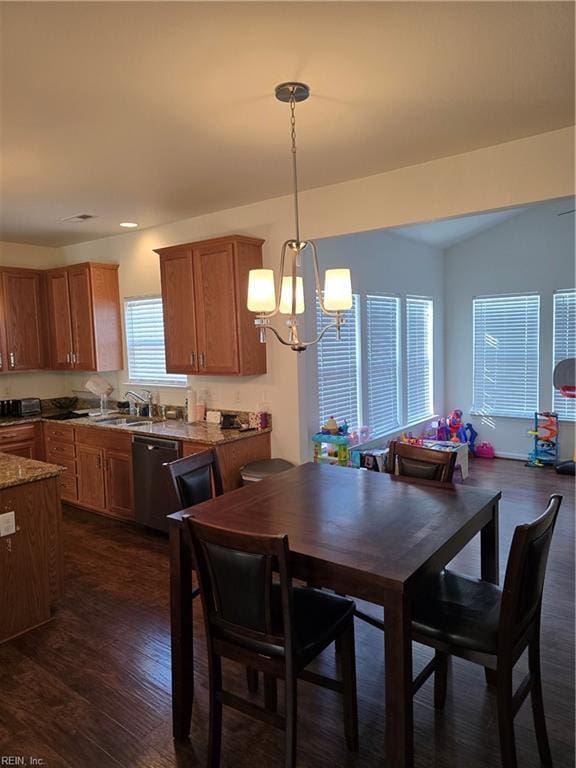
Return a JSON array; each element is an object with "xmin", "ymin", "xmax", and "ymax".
[
  {"xmin": 475, "ymin": 442, "xmax": 495, "ymax": 459},
  {"xmin": 463, "ymin": 422, "xmax": 478, "ymax": 455},
  {"xmin": 526, "ymin": 412, "xmax": 559, "ymax": 468},
  {"xmin": 436, "ymin": 418, "xmax": 450, "ymax": 442},
  {"xmin": 553, "ymin": 357, "xmax": 575, "ymax": 474},
  {"xmin": 312, "ymin": 432, "xmax": 350, "ymax": 467}
]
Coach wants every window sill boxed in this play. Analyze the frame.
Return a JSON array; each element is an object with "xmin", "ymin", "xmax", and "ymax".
[{"xmin": 122, "ymin": 380, "xmax": 187, "ymax": 389}]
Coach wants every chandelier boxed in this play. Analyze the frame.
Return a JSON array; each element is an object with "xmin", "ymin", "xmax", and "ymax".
[{"xmin": 247, "ymin": 82, "xmax": 352, "ymax": 352}]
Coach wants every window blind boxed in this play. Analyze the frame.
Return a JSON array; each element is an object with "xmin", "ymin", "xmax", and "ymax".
[
  {"xmin": 406, "ymin": 297, "xmax": 434, "ymax": 423},
  {"xmin": 472, "ymin": 294, "xmax": 539, "ymax": 418},
  {"xmin": 553, "ymin": 290, "xmax": 576, "ymax": 421},
  {"xmin": 316, "ymin": 295, "xmax": 361, "ymax": 431},
  {"xmin": 366, "ymin": 295, "xmax": 400, "ymax": 437},
  {"xmin": 124, "ymin": 297, "xmax": 187, "ymax": 386}
]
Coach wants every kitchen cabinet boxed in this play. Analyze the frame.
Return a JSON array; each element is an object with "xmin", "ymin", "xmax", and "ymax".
[
  {"xmin": 0, "ymin": 423, "xmax": 42, "ymax": 459},
  {"xmin": 75, "ymin": 427, "xmax": 134, "ymax": 519},
  {"xmin": 45, "ymin": 262, "xmax": 123, "ymax": 372},
  {"xmin": 182, "ymin": 430, "xmax": 271, "ymax": 493},
  {"xmin": 156, "ymin": 235, "xmax": 266, "ymax": 376},
  {"xmin": 44, "ymin": 422, "xmax": 77, "ymax": 502},
  {"xmin": 77, "ymin": 445, "xmax": 107, "ymax": 512},
  {"xmin": 0, "ymin": 268, "xmax": 46, "ymax": 371}
]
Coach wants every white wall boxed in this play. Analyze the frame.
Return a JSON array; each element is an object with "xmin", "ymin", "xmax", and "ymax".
[
  {"xmin": 299, "ymin": 228, "xmax": 445, "ymax": 457},
  {"xmin": 0, "ymin": 127, "xmax": 573, "ymax": 461},
  {"xmin": 444, "ymin": 197, "xmax": 576, "ymax": 460}
]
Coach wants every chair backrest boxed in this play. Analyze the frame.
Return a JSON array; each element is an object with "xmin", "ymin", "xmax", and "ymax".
[
  {"xmin": 500, "ymin": 494, "xmax": 562, "ymax": 647},
  {"xmin": 166, "ymin": 450, "xmax": 223, "ymax": 510},
  {"xmin": 386, "ymin": 440, "xmax": 457, "ymax": 483},
  {"xmin": 185, "ymin": 517, "xmax": 295, "ymax": 658}
]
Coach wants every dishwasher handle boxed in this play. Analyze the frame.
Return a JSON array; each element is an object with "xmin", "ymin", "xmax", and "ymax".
[{"xmin": 132, "ymin": 434, "xmax": 181, "ymax": 453}]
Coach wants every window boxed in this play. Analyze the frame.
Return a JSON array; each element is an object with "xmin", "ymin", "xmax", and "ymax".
[
  {"xmin": 124, "ymin": 297, "xmax": 187, "ymax": 386},
  {"xmin": 366, "ymin": 295, "xmax": 400, "ymax": 437},
  {"xmin": 406, "ymin": 297, "xmax": 434, "ymax": 423},
  {"xmin": 553, "ymin": 290, "xmax": 576, "ymax": 421},
  {"xmin": 473, "ymin": 294, "xmax": 540, "ymax": 418},
  {"xmin": 316, "ymin": 295, "xmax": 361, "ymax": 430}
]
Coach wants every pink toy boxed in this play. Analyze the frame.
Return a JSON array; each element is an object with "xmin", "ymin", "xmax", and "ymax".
[
  {"xmin": 448, "ymin": 409, "xmax": 463, "ymax": 443},
  {"xmin": 436, "ymin": 418, "xmax": 450, "ymax": 441},
  {"xmin": 475, "ymin": 441, "xmax": 495, "ymax": 459}
]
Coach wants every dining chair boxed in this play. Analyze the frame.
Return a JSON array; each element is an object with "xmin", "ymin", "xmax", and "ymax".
[
  {"xmin": 385, "ymin": 440, "xmax": 457, "ymax": 483},
  {"xmin": 165, "ymin": 451, "xmax": 264, "ymax": 691},
  {"xmin": 185, "ymin": 516, "xmax": 359, "ymax": 768},
  {"xmin": 411, "ymin": 493, "xmax": 562, "ymax": 768}
]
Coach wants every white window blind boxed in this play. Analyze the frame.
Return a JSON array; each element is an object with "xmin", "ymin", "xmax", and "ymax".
[
  {"xmin": 406, "ymin": 297, "xmax": 434, "ymax": 423},
  {"xmin": 553, "ymin": 290, "xmax": 576, "ymax": 420},
  {"xmin": 473, "ymin": 294, "xmax": 539, "ymax": 418},
  {"xmin": 366, "ymin": 295, "xmax": 400, "ymax": 437},
  {"xmin": 316, "ymin": 295, "xmax": 361, "ymax": 431},
  {"xmin": 124, "ymin": 297, "xmax": 187, "ymax": 386}
]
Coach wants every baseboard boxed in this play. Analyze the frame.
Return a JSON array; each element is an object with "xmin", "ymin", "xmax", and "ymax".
[{"xmin": 493, "ymin": 451, "xmax": 532, "ymax": 461}]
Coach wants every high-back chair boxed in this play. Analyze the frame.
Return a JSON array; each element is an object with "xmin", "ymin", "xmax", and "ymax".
[
  {"xmin": 411, "ymin": 494, "xmax": 563, "ymax": 768},
  {"xmin": 386, "ymin": 440, "xmax": 457, "ymax": 483},
  {"xmin": 185, "ymin": 517, "xmax": 359, "ymax": 768},
  {"xmin": 166, "ymin": 450, "xmax": 223, "ymax": 510}
]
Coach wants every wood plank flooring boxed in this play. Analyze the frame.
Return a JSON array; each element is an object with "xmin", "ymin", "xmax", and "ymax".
[{"xmin": 0, "ymin": 458, "xmax": 573, "ymax": 767}]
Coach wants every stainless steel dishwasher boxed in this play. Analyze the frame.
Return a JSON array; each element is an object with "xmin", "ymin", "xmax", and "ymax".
[{"xmin": 132, "ymin": 435, "xmax": 182, "ymax": 532}]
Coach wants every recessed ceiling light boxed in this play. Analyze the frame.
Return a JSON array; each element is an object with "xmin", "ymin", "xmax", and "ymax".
[{"xmin": 120, "ymin": 222, "xmax": 138, "ymax": 228}]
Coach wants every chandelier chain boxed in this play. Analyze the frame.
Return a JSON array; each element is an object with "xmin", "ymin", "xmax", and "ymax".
[{"xmin": 289, "ymin": 90, "xmax": 301, "ymax": 244}]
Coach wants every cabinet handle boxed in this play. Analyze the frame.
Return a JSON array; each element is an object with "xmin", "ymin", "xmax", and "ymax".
[
  {"xmin": 190, "ymin": 351, "xmax": 196, "ymax": 366},
  {"xmin": 9, "ymin": 352, "xmax": 15, "ymax": 368},
  {"xmin": 200, "ymin": 353, "xmax": 206, "ymax": 368},
  {"xmin": 71, "ymin": 352, "xmax": 76, "ymax": 364},
  {"xmin": 66, "ymin": 353, "xmax": 71, "ymax": 363},
  {"xmin": 0, "ymin": 352, "xmax": 3, "ymax": 368},
  {"xmin": 97, "ymin": 455, "xmax": 101, "ymax": 469}
]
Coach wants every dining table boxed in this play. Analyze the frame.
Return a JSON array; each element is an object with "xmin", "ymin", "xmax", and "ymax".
[{"xmin": 168, "ymin": 461, "xmax": 501, "ymax": 768}]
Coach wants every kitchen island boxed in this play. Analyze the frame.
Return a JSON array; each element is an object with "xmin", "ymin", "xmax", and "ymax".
[{"xmin": 0, "ymin": 452, "xmax": 64, "ymax": 643}]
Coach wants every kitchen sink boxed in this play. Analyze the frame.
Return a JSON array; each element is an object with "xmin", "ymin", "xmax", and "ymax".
[{"xmin": 92, "ymin": 417, "xmax": 154, "ymax": 427}]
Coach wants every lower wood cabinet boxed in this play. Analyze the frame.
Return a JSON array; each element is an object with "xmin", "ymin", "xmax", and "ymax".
[
  {"xmin": 105, "ymin": 449, "xmax": 133, "ymax": 518},
  {"xmin": 0, "ymin": 423, "xmax": 42, "ymax": 460},
  {"xmin": 77, "ymin": 444, "xmax": 107, "ymax": 512},
  {"xmin": 182, "ymin": 431, "xmax": 271, "ymax": 493}
]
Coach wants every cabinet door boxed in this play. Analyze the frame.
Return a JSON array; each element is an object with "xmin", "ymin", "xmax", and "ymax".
[
  {"xmin": 68, "ymin": 266, "xmax": 97, "ymax": 371},
  {"xmin": 77, "ymin": 445, "xmax": 106, "ymax": 511},
  {"xmin": 45, "ymin": 269, "xmax": 74, "ymax": 369},
  {"xmin": 0, "ymin": 442, "xmax": 36, "ymax": 459},
  {"xmin": 0, "ymin": 282, "xmax": 6, "ymax": 373},
  {"xmin": 105, "ymin": 449, "xmax": 134, "ymax": 519},
  {"xmin": 159, "ymin": 250, "xmax": 198, "ymax": 373},
  {"xmin": 1, "ymin": 270, "xmax": 44, "ymax": 370},
  {"xmin": 193, "ymin": 243, "xmax": 239, "ymax": 374}
]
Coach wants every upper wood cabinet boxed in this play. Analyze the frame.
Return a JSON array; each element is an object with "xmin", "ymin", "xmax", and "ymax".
[
  {"xmin": 156, "ymin": 235, "xmax": 266, "ymax": 376},
  {"xmin": 0, "ymin": 268, "xmax": 46, "ymax": 371},
  {"xmin": 45, "ymin": 262, "xmax": 123, "ymax": 372}
]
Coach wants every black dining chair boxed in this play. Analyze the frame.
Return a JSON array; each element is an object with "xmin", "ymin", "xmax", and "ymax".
[
  {"xmin": 385, "ymin": 440, "xmax": 457, "ymax": 483},
  {"xmin": 185, "ymin": 516, "xmax": 359, "ymax": 768},
  {"xmin": 411, "ymin": 493, "xmax": 562, "ymax": 768},
  {"xmin": 166, "ymin": 451, "xmax": 262, "ymax": 692}
]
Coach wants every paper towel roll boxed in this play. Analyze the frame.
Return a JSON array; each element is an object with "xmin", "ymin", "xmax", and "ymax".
[{"xmin": 186, "ymin": 388, "xmax": 196, "ymax": 423}]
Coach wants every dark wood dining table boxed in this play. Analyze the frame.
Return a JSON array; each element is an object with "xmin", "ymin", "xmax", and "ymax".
[{"xmin": 168, "ymin": 462, "xmax": 501, "ymax": 768}]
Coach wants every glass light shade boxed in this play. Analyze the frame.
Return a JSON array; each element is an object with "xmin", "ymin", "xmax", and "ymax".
[
  {"xmin": 279, "ymin": 276, "xmax": 305, "ymax": 315},
  {"xmin": 247, "ymin": 269, "xmax": 276, "ymax": 312},
  {"xmin": 323, "ymin": 269, "xmax": 352, "ymax": 311}
]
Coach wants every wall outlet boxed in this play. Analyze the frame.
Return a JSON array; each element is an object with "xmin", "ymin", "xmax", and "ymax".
[{"xmin": 0, "ymin": 511, "xmax": 16, "ymax": 537}]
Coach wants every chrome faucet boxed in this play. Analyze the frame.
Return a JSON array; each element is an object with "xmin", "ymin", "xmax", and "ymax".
[{"xmin": 124, "ymin": 389, "xmax": 153, "ymax": 416}]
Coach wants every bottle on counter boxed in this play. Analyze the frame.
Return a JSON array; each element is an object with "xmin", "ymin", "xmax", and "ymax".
[{"xmin": 195, "ymin": 390, "xmax": 206, "ymax": 422}]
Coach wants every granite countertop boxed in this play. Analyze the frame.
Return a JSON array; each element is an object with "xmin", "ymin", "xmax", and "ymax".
[
  {"xmin": 49, "ymin": 415, "xmax": 272, "ymax": 445},
  {"xmin": 0, "ymin": 452, "xmax": 64, "ymax": 490},
  {"xmin": 0, "ymin": 414, "xmax": 44, "ymax": 427}
]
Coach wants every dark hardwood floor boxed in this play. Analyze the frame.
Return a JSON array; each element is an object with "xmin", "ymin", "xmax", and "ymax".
[{"xmin": 0, "ymin": 459, "xmax": 574, "ymax": 768}]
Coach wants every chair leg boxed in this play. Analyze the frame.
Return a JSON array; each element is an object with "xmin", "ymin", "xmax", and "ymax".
[
  {"xmin": 284, "ymin": 672, "xmax": 298, "ymax": 768},
  {"xmin": 339, "ymin": 622, "xmax": 359, "ymax": 751},
  {"xmin": 433, "ymin": 651, "xmax": 448, "ymax": 710},
  {"xmin": 496, "ymin": 664, "xmax": 517, "ymax": 768},
  {"xmin": 208, "ymin": 655, "xmax": 223, "ymax": 768},
  {"xmin": 246, "ymin": 667, "xmax": 258, "ymax": 694},
  {"xmin": 529, "ymin": 634, "xmax": 553, "ymax": 766},
  {"xmin": 264, "ymin": 674, "xmax": 278, "ymax": 713}
]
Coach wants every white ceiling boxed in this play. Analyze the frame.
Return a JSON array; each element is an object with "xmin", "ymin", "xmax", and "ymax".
[
  {"xmin": 391, "ymin": 207, "xmax": 529, "ymax": 249},
  {"xmin": 0, "ymin": 2, "xmax": 574, "ymax": 247}
]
